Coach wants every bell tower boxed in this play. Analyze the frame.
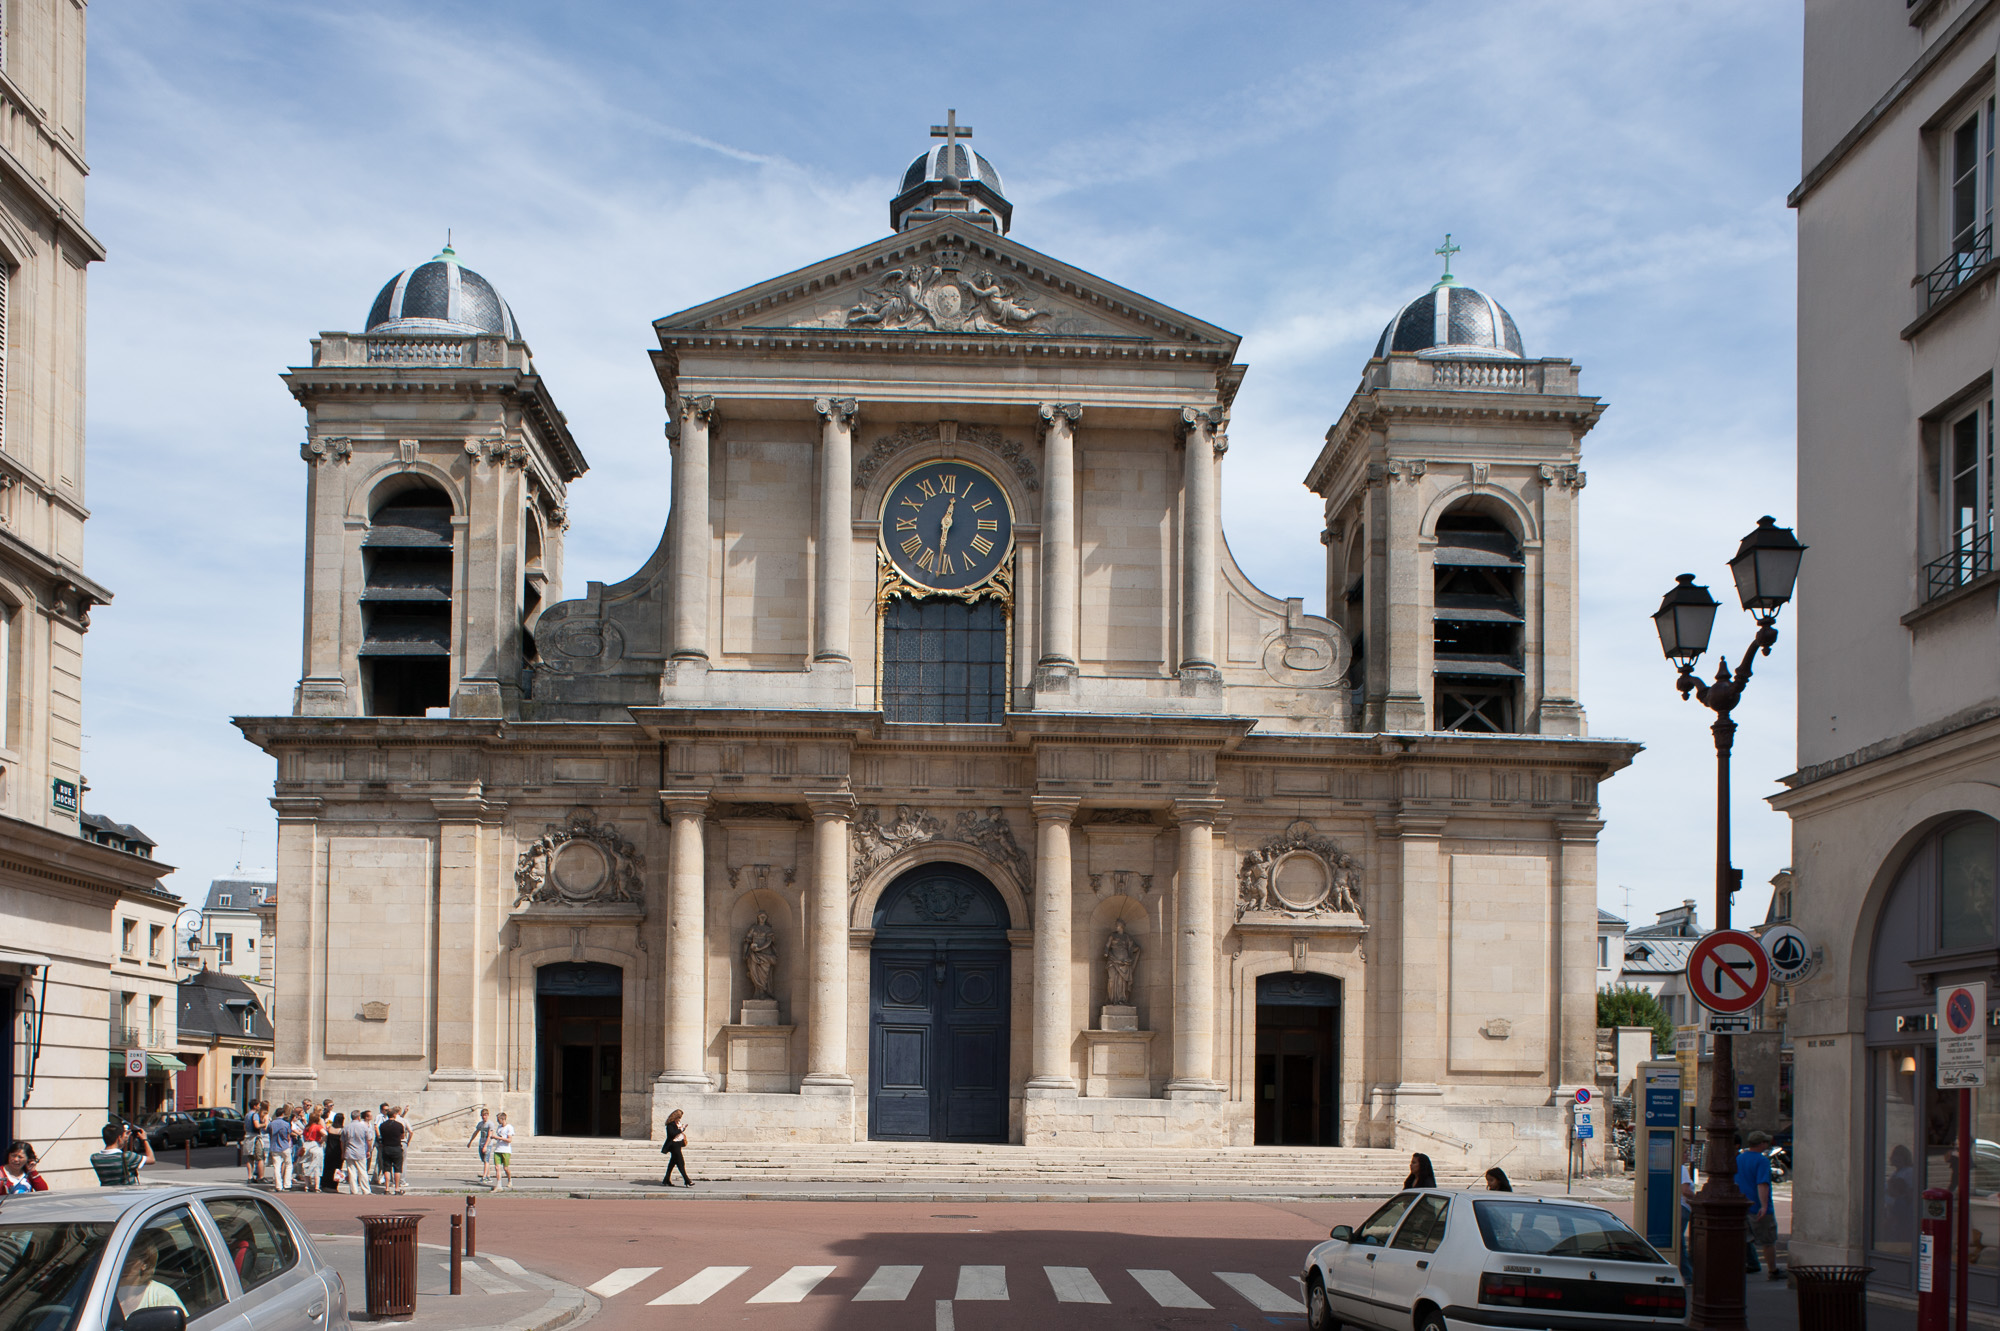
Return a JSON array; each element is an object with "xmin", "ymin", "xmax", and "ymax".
[
  {"xmin": 284, "ymin": 247, "xmax": 587, "ymax": 718},
  {"xmin": 1306, "ymin": 244, "xmax": 1604, "ymax": 735}
]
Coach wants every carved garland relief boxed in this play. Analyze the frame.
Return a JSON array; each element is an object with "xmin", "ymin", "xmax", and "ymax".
[
  {"xmin": 1236, "ymin": 820, "xmax": 1363, "ymax": 921},
  {"xmin": 514, "ymin": 813, "xmax": 646, "ymax": 907},
  {"xmin": 849, "ymin": 805, "xmax": 1030, "ymax": 896}
]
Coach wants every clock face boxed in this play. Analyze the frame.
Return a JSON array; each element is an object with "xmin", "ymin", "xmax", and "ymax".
[{"xmin": 881, "ymin": 460, "xmax": 1013, "ymax": 592}]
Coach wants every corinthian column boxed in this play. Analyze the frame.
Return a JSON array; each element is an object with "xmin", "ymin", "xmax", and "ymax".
[
  {"xmin": 1029, "ymin": 797, "xmax": 1081, "ymax": 1092},
  {"xmin": 803, "ymin": 793, "xmax": 855, "ymax": 1090},
  {"xmin": 670, "ymin": 395, "xmax": 714, "ymax": 661},
  {"xmin": 1038, "ymin": 403, "xmax": 1081, "ymax": 676},
  {"xmin": 1180, "ymin": 407, "xmax": 1223, "ymax": 674},
  {"xmin": 813, "ymin": 397, "xmax": 857, "ymax": 663},
  {"xmin": 1168, "ymin": 799, "xmax": 1226, "ymax": 1093},
  {"xmin": 659, "ymin": 792, "xmax": 710, "ymax": 1087}
]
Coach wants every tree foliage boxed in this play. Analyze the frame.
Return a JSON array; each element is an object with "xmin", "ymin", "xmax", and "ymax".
[{"xmin": 1597, "ymin": 985, "xmax": 1674, "ymax": 1053}]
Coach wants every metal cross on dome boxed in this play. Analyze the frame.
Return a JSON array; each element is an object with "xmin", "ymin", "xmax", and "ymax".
[
  {"xmin": 1435, "ymin": 233, "xmax": 1462, "ymax": 283},
  {"xmin": 931, "ymin": 108, "xmax": 974, "ymax": 188}
]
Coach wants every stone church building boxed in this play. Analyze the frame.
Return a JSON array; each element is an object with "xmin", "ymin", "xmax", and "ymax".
[{"xmin": 239, "ymin": 124, "xmax": 1636, "ymax": 1170}]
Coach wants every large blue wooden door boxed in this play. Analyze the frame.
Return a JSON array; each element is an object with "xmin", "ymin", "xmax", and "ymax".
[{"xmin": 868, "ymin": 864, "xmax": 1011, "ymax": 1142}]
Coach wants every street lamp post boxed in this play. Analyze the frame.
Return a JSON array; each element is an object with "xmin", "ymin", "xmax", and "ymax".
[{"xmin": 1651, "ymin": 516, "xmax": 1806, "ymax": 1331}]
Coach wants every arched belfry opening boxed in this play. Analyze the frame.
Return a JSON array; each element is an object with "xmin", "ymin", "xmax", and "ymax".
[
  {"xmin": 868, "ymin": 862, "xmax": 1012, "ymax": 1142},
  {"xmin": 361, "ymin": 483, "xmax": 453, "ymax": 716},
  {"xmin": 535, "ymin": 961, "xmax": 622, "ymax": 1138},
  {"xmin": 1432, "ymin": 504, "xmax": 1524, "ymax": 733},
  {"xmin": 1254, "ymin": 972, "xmax": 1340, "ymax": 1146}
]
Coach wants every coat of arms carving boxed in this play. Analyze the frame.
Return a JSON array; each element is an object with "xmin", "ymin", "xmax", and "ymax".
[
  {"xmin": 846, "ymin": 264, "xmax": 1050, "ymax": 334},
  {"xmin": 849, "ymin": 805, "xmax": 1030, "ymax": 895},
  {"xmin": 1236, "ymin": 820, "xmax": 1363, "ymax": 921},
  {"xmin": 514, "ymin": 812, "xmax": 645, "ymax": 907}
]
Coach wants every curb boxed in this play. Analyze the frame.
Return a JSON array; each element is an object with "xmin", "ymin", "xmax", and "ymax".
[
  {"xmin": 396, "ymin": 1185, "xmax": 1410, "ymax": 1203},
  {"xmin": 312, "ymin": 1234, "xmax": 598, "ymax": 1331}
]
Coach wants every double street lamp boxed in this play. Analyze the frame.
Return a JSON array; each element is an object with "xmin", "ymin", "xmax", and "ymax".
[{"xmin": 1650, "ymin": 515, "xmax": 1806, "ymax": 1331}]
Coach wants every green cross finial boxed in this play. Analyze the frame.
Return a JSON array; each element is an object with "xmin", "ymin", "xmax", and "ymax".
[{"xmin": 1434, "ymin": 233, "xmax": 1461, "ymax": 286}]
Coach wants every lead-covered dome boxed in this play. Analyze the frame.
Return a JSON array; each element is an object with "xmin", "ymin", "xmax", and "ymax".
[
  {"xmin": 366, "ymin": 245, "xmax": 520, "ymax": 339},
  {"xmin": 1373, "ymin": 278, "xmax": 1523, "ymax": 361},
  {"xmin": 891, "ymin": 127, "xmax": 1013, "ymax": 235}
]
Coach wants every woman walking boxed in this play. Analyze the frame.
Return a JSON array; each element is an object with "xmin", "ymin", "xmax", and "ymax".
[
  {"xmin": 661, "ymin": 1110, "xmax": 692, "ymax": 1188},
  {"xmin": 1403, "ymin": 1153, "xmax": 1436, "ymax": 1190},
  {"xmin": 468, "ymin": 1109, "xmax": 494, "ymax": 1184},
  {"xmin": 299, "ymin": 1112, "xmax": 325, "ymax": 1193},
  {"xmin": 322, "ymin": 1114, "xmax": 345, "ymax": 1192}
]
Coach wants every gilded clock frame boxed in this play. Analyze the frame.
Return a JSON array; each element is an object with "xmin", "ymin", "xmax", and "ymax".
[{"xmin": 874, "ymin": 458, "xmax": 1017, "ymax": 605}]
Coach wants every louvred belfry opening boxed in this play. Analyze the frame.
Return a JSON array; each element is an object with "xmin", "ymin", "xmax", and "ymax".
[{"xmin": 360, "ymin": 485, "xmax": 453, "ymax": 716}]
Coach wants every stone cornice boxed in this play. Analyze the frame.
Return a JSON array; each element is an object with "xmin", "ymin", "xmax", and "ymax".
[
  {"xmin": 1770, "ymin": 706, "xmax": 2000, "ymax": 814},
  {"xmin": 0, "ymin": 97, "xmax": 103, "ymax": 263},
  {"xmin": 281, "ymin": 365, "xmax": 586, "ymax": 483},
  {"xmin": 1308, "ymin": 389, "xmax": 1606, "ymax": 496},
  {"xmin": 0, "ymin": 812, "xmax": 175, "ymax": 899}
]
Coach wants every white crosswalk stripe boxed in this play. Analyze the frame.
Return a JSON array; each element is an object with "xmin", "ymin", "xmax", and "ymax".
[
  {"xmin": 1214, "ymin": 1271, "xmax": 1305, "ymax": 1312},
  {"xmin": 647, "ymin": 1265, "xmax": 749, "ymax": 1305},
  {"xmin": 853, "ymin": 1265, "xmax": 923, "ymax": 1301},
  {"xmin": 1044, "ymin": 1266, "xmax": 1110, "ymax": 1303},
  {"xmin": 585, "ymin": 1267, "xmax": 659, "ymax": 1298},
  {"xmin": 748, "ymin": 1265, "xmax": 837, "ymax": 1303},
  {"xmin": 955, "ymin": 1265, "xmax": 1008, "ymax": 1300},
  {"xmin": 1128, "ymin": 1268, "xmax": 1211, "ymax": 1308},
  {"xmin": 483, "ymin": 1255, "xmax": 532, "ymax": 1280},
  {"xmin": 436, "ymin": 1261, "xmax": 523, "ymax": 1295}
]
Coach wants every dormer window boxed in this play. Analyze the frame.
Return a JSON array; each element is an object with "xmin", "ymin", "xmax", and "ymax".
[{"xmin": 217, "ymin": 895, "xmax": 231, "ymax": 908}]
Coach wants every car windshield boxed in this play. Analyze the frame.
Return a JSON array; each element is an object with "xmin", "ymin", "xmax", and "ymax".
[
  {"xmin": 1472, "ymin": 1200, "xmax": 1665, "ymax": 1263},
  {"xmin": 0, "ymin": 1221, "xmax": 113, "ymax": 1331}
]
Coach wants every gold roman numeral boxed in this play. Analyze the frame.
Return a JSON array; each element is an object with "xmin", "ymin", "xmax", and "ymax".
[
  {"xmin": 901, "ymin": 534, "xmax": 922, "ymax": 556},
  {"xmin": 970, "ymin": 535, "xmax": 993, "ymax": 557},
  {"xmin": 895, "ymin": 517, "xmax": 917, "ymax": 531},
  {"xmin": 977, "ymin": 518, "xmax": 998, "ymax": 531},
  {"xmin": 971, "ymin": 498, "xmax": 992, "ymax": 511},
  {"xmin": 916, "ymin": 547, "xmax": 938, "ymax": 573},
  {"xmin": 900, "ymin": 496, "xmax": 922, "ymax": 511},
  {"xmin": 917, "ymin": 479, "xmax": 937, "ymax": 499},
  {"xmin": 938, "ymin": 552, "xmax": 955, "ymax": 576},
  {"xmin": 939, "ymin": 473, "xmax": 955, "ymax": 493}
]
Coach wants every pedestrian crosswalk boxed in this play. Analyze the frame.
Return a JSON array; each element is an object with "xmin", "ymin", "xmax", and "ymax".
[{"xmin": 586, "ymin": 1262, "xmax": 1305, "ymax": 1313}]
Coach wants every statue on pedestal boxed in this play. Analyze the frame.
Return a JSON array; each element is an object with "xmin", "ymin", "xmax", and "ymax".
[
  {"xmin": 742, "ymin": 912, "xmax": 778, "ymax": 999},
  {"xmin": 1103, "ymin": 919, "xmax": 1141, "ymax": 1005}
]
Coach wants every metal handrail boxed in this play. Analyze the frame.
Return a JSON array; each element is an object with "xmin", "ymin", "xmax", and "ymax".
[
  {"xmin": 1927, "ymin": 225, "xmax": 1994, "ymax": 307},
  {"xmin": 1393, "ymin": 1118, "xmax": 1475, "ymax": 1154},
  {"xmin": 409, "ymin": 1103, "xmax": 485, "ymax": 1131},
  {"xmin": 1924, "ymin": 530, "xmax": 1994, "ymax": 601}
]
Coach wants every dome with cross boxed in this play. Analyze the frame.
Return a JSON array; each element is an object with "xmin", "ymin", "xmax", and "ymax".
[
  {"xmin": 366, "ymin": 244, "xmax": 521, "ymax": 339},
  {"xmin": 1373, "ymin": 236, "xmax": 1524, "ymax": 361},
  {"xmin": 892, "ymin": 109, "xmax": 1013, "ymax": 235}
]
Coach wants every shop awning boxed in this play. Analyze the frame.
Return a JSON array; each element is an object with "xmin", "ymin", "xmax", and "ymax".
[{"xmin": 109, "ymin": 1052, "xmax": 187, "ymax": 1074}]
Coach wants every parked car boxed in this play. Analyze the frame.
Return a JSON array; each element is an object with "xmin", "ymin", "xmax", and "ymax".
[
  {"xmin": 137, "ymin": 1111, "xmax": 201, "ymax": 1151},
  {"xmin": 1302, "ymin": 1189, "xmax": 1686, "ymax": 1331},
  {"xmin": 0, "ymin": 1183, "xmax": 349, "ymax": 1331},
  {"xmin": 186, "ymin": 1108, "xmax": 248, "ymax": 1148}
]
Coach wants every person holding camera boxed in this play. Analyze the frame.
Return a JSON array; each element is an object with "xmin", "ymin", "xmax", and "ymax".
[{"xmin": 89, "ymin": 1120, "xmax": 154, "ymax": 1185}]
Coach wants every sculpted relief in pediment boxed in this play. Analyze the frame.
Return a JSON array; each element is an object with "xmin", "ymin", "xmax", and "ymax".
[{"xmin": 780, "ymin": 263, "xmax": 1104, "ymax": 337}]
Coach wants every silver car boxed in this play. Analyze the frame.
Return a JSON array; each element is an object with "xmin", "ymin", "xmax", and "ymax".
[
  {"xmin": 0, "ymin": 1183, "xmax": 349, "ymax": 1331},
  {"xmin": 1301, "ymin": 1189, "xmax": 1687, "ymax": 1331}
]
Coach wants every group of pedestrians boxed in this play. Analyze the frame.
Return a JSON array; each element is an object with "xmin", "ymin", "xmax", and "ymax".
[{"xmin": 242, "ymin": 1100, "xmax": 423, "ymax": 1195}]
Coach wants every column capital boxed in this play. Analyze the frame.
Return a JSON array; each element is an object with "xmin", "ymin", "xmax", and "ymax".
[
  {"xmin": 430, "ymin": 795, "xmax": 508, "ymax": 823},
  {"xmin": 1030, "ymin": 795, "xmax": 1081, "ymax": 825},
  {"xmin": 1038, "ymin": 402, "xmax": 1081, "ymax": 427},
  {"xmin": 1178, "ymin": 406, "xmax": 1226, "ymax": 452},
  {"xmin": 813, "ymin": 396, "xmax": 859, "ymax": 427},
  {"xmin": 1169, "ymin": 797, "xmax": 1226, "ymax": 827},
  {"xmin": 659, "ymin": 790, "xmax": 711, "ymax": 819},
  {"xmin": 675, "ymin": 394, "xmax": 715, "ymax": 427},
  {"xmin": 805, "ymin": 790, "xmax": 856, "ymax": 821}
]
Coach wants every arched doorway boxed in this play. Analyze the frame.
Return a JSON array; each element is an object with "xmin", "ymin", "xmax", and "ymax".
[
  {"xmin": 535, "ymin": 961, "xmax": 622, "ymax": 1137},
  {"xmin": 869, "ymin": 863, "xmax": 1011, "ymax": 1142},
  {"xmin": 1254, "ymin": 972, "xmax": 1340, "ymax": 1145}
]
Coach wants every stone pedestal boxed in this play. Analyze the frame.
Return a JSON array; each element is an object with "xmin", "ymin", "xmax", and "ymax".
[
  {"xmin": 1082, "ymin": 1029, "xmax": 1155, "ymax": 1098},
  {"xmin": 722, "ymin": 1023, "xmax": 795, "ymax": 1093},
  {"xmin": 739, "ymin": 999, "xmax": 780, "ymax": 1027},
  {"xmin": 1098, "ymin": 1005, "xmax": 1139, "ymax": 1032}
]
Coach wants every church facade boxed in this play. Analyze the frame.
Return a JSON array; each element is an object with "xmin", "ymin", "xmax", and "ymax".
[{"xmin": 239, "ymin": 127, "xmax": 1636, "ymax": 1171}]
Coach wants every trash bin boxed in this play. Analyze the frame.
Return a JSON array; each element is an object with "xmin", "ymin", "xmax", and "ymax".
[
  {"xmin": 360, "ymin": 1213, "xmax": 422, "ymax": 1321},
  {"xmin": 1792, "ymin": 1265, "xmax": 1871, "ymax": 1331}
]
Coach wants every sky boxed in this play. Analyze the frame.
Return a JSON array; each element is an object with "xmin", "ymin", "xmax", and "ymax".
[{"xmin": 79, "ymin": 2, "xmax": 1802, "ymax": 933}]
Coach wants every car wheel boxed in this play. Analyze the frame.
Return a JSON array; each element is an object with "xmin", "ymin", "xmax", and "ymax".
[
  {"xmin": 1305, "ymin": 1275, "xmax": 1338, "ymax": 1331},
  {"xmin": 1414, "ymin": 1306, "xmax": 1448, "ymax": 1331}
]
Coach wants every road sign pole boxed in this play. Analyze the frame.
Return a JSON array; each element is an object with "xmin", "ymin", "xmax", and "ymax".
[
  {"xmin": 1960, "ymin": 1085, "xmax": 1971, "ymax": 1331},
  {"xmin": 1689, "ymin": 711, "xmax": 1747, "ymax": 1331}
]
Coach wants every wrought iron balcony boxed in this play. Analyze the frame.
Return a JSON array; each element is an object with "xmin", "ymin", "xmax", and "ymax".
[
  {"xmin": 109, "ymin": 1024, "xmax": 173, "ymax": 1050},
  {"xmin": 1924, "ymin": 530, "xmax": 1994, "ymax": 602},
  {"xmin": 1926, "ymin": 226, "xmax": 1994, "ymax": 308}
]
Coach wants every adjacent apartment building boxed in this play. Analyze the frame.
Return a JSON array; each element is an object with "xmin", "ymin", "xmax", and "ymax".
[{"xmin": 1774, "ymin": 0, "xmax": 2000, "ymax": 1302}]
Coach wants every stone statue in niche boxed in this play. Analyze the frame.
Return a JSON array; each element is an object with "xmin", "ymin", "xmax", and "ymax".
[
  {"xmin": 1104, "ymin": 919, "xmax": 1142, "ymax": 1005},
  {"xmin": 742, "ymin": 912, "xmax": 778, "ymax": 1000}
]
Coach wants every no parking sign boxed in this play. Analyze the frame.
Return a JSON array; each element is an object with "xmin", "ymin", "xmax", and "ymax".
[{"xmin": 1938, "ymin": 982, "xmax": 1986, "ymax": 1089}]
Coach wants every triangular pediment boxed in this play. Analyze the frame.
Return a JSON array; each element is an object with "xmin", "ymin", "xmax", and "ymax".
[{"xmin": 655, "ymin": 222, "xmax": 1238, "ymax": 350}]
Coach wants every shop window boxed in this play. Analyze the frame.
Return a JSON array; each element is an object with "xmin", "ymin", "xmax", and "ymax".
[{"xmin": 1942, "ymin": 818, "xmax": 2000, "ymax": 949}]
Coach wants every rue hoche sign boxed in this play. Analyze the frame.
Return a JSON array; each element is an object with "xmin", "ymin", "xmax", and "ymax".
[{"xmin": 49, "ymin": 778, "xmax": 77, "ymax": 816}]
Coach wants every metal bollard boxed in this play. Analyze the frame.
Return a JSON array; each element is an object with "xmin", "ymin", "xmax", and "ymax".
[
  {"xmin": 449, "ymin": 1215, "xmax": 462, "ymax": 1296},
  {"xmin": 464, "ymin": 1196, "xmax": 476, "ymax": 1258},
  {"xmin": 184, "ymin": 1141, "xmax": 191, "ymax": 1170}
]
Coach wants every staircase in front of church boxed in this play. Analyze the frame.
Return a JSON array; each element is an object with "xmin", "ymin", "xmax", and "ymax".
[{"xmin": 404, "ymin": 1139, "xmax": 1489, "ymax": 1195}]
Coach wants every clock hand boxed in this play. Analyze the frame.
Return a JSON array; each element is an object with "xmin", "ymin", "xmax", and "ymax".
[{"xmin": 938, "ymin": 495, "xmax": 958, "ymax": 550}]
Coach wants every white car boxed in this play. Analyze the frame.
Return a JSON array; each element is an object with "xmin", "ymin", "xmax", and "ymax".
[{"xmin": 1301, "ymin": 1189, "xmax": 1687, "ymax": 1331}]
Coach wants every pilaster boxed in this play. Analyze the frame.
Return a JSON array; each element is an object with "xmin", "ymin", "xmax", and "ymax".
[
  {"xmin": 1388, "ymin": 813, "xmax": 1448, "ymax": 1090},
  {"xmin": 1554, "ymin": 819, "xmax": 1605, "ymax": 1090},
  {"xmin": 431, "ymin": 794, "xmax": 507, "ymax": 1076}
]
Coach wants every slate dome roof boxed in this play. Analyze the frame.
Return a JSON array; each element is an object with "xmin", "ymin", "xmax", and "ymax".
[
  {"xmin": 1373, "ymin": 278, "xmax": 1524, "ymax": 361},
  {"xmin": 366, "ymin": 246, "xmax": 520, "ymax": 339},
  {"xmin": 900, "ymin": 142, "xmax": 1007, "ymax": 198}
]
